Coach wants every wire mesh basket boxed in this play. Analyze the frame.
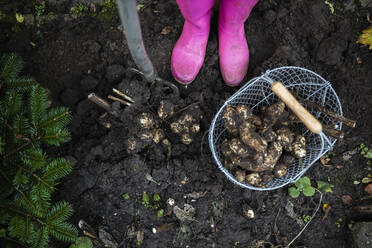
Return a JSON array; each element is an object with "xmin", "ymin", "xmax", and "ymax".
[{"xmin": 209, "ymin": 66, "xmax": 343, "ymax": 190}]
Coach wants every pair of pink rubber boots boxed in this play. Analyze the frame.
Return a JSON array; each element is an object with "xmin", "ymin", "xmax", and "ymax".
[{"xmin": 171, "ymin": 0, "xmax": 259, "ymax": 86}]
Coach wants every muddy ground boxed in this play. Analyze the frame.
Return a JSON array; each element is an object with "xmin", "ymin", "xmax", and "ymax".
[{"xmin": 1, "ymin": 0, "xmax": 372, "ymax": 247}]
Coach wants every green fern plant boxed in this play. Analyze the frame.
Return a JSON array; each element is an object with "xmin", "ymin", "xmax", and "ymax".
[{"xmin": 0, "ymin": 53, "xmax": 77, "ymax": 248}]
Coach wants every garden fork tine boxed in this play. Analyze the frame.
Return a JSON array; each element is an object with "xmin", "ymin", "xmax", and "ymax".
[{"xmin": 116, "ymin": 0, "xmax": 179, "ymax": 98}]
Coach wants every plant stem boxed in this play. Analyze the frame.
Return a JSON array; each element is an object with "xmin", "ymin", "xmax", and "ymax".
[{"xmin": 286, "ymin": 189, "xmax": 323, "ymax": 247}]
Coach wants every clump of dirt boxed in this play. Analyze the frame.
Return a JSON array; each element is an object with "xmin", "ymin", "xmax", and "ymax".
[{"xmin": 1, "ymin": 0, "xmax": 372, "ymax": 247}]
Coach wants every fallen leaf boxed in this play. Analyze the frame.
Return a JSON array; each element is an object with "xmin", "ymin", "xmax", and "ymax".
[
  {"xmin": 136, "ymin": 230, "xmax": 144, "ymax": 245},
  {"xmin": 320, "ymin": 155, "xmax": 331, "ymax": 166},
  {"xmin": 364, "ymin": 183, "xmax": 372, "ymax": 195},
  {"xmin": 185, "ymin": 191, "xmax": 207, "ymax": 199},
  {"xmin": 136, "ymin": 4, "xmax": 144, "ymax": 11},
  {"xmin": 161, "ymin": 26, "xmax": 172, "ymax": 35},
  {"xmin": 173, "ymin": 204, "xmax": 195, "ymax": 222},
  {"xmin": 15, "ymin": 13, "xmax": 24, "ymax": 23},
  {"xmin": 322, "ymin": 203, "xmax": 331, "ymax": 221},
  {"xmin": 357, "ymin": 25, "xmax": 372, "ymax": 49},
  {"xmin": 356, "ymin": 57, "xmax": 362, "ymax": 64},
  {"xmin": 98, "ymin": 228, "xmax": 118, "ymax": 248},
  {"xmin": 340, "ymin": 195, "xmax": 353, "ymax": 206}
]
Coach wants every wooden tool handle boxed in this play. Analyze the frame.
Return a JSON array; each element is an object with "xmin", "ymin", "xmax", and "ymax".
[{"xmin": 271, "ymin": 81, "xmax": 323, "ymax": 134}]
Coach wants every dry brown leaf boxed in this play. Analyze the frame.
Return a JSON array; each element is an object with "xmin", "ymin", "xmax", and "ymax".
[
  {"xmin": 161, "ymin": 26, "xmax": 172, "ymax": 35},
  {"xmin": 364, "ymin": 183, "xmax": 372, "ymax": 195}
]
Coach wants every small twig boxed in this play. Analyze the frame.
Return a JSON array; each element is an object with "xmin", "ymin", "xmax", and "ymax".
[
  {"xmin": 152, "ymin": 222, "xmax": 177, "ymax": 234},
  {"xmin": 108, "ymin": 95, "xmax": 132, "ymax": 106},
  {"xmin": 173, "ymin": 102, "xmax": 200, "ymax": 116},
  {"xmin": 286, "ymin": 189, "xmax": 323, "ymax": 247},
  {"xmin": 294, "ymin": 93, "xmax": 356, "ymax": 128},
  {"xmin": 88, "ymin": 93, "xmax": 118, "ymax": 117},
  {"xmin": 113, "ymin": 88, "xmax": 135, "ymax": 103},
  {"xmin": 323, "ymin": 125, "xmax": 344, "ymax": 139}
]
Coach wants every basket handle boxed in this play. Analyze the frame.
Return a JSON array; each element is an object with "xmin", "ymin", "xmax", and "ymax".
[{"xmin": 271, "ymin": 81, "xmax": 323, "ymax": 134}]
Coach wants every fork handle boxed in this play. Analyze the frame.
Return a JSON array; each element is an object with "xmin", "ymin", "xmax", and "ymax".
[{"xmin": 271, "ymin": 81, "xmax": 323, "ymax": 134}]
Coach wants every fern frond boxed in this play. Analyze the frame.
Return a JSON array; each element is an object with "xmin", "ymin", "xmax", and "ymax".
[
  {"xmin": 46, "ymin": 201, "xmax": 74, "ymax": 225},
  {"xmin": 0, "ymin": 53, "xmax": 23, "ymax": 81},
  {"xmin": 31, "ymin": 227, "xmax": 49, "ymax": 248},
  {"xmin": 40, "ymin": 127, "xmax": 71, "ymax": 146},
  {"xmin": 6, "ymin": 76, "xmax": 36, "ymax": 91},
  {"xmin": 39, "ymin": 107, "xmax": 71, "ymax": 130},
  {"xmin": 30, "ymin": 84, "xmax": 48, "ymax": 126},
  {"xmin": 48, "ymin": 221, "xmax": 77, "ymax": 242},
  {"xmin": 42, "ymin": 158, "xmax": 72, "ymax": 182}
]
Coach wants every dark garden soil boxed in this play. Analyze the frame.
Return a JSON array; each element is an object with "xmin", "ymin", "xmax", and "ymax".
[{"xmin": 1, "ymin": 0, "xmax": 372, "ymax": 247}]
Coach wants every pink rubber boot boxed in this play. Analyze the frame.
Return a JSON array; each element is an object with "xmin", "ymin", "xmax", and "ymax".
[
  {"xmin": 219, "ymin": 0, "xmax": 259, "ymax": 86},
  {"xmin": 171, "ymin": 0, "xmax": 215, "ymax": 84}
]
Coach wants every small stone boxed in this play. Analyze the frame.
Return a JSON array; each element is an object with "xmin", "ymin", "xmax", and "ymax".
[
  {"xmin": 242, "ymin": 204, "xmax": 254, "ymax": 219},
  {"xmin": 80, "ymin": 76, "xmax": 99, "ymax": 91}
]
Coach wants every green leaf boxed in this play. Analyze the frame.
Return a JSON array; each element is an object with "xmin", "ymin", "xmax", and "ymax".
[
  {"xmin": 157, "ymin": 209, "xmax": 164, "ymax": 219},
  {"xmin": 69, "ymin": 237, "xmax": 93, "ymax": 248},
  {"xmin": 303, "ymin": 186, "xmax": 316, "ymax": 197},
  {"xmin": 30, "ymin": 84, "xmax": 48, "ymax": 126},
  {"xmin": 365, "ymin": 151, "xmax": 372, "ymax": 159},
  {"xmin": 142, "ymin": 192, "xmax": 150, "ymax": 208},
  {"xmin": 39, "ymin": 107, "xmax": 71, "ymax": 130},
  {"xmin": 47, "ymin": 201, "xmax": 74, "ymax": 225},
  {"xmin": 288, "ymin": 187, "xmax": 300, "ymax": 198},
  {"xmin": 122, "ymin": 193, "xmax": 130, "ymax": 200},
  {"xmin": 153, "ymin": 193, "xmax": 161, "ymax": 202},
  {"xmin": 15, "ymin": 13, "xmax": 24, "ymax": 23},
  {"xmin": 295, "ymin": 177, "xmax": 311, "ymax": 190},
  {"xmin": 316, "ymin": 180, "xmax": 334, "ymax": 193}
]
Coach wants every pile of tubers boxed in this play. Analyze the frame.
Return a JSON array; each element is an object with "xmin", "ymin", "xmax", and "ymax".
[
  {"xmin": 220, "ymin": 102, "xmax": 307, "ymax": 187},
  {"xmin": 170, "ymin": 104, "xmax": 203, "ymax": 145},
  {"xmin": 126, "ymin": 112, "xmax": 166, "ymax": 153},
  {"xmin": 126, "ymin": 100, "xmax": 203, "ymax": 153}
]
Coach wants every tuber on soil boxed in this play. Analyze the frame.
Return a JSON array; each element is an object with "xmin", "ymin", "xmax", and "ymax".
[
  {"xmin": 138, "ymin": 112, "xmax": 155, "ymax": 129},
  {"xmin": 158, "ymin": 100, "xmax": 175, "ymax": 119}
]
